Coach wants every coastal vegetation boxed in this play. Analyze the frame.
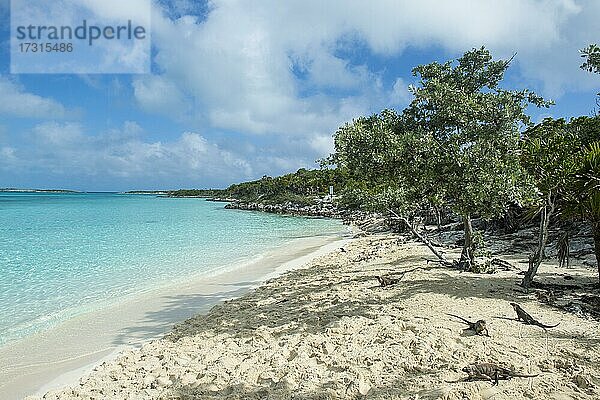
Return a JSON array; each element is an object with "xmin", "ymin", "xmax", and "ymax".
[
  {"xmin": 167, "ymin": 189, "xmax": 225, "ymax": 198},
  {"xmin": 172, "ymin": 47, "xmax": 599, "ymax": 286},
  {"xmin": 327, "ymin": 47, "xmax": 600, "ymax": 284},
  {"xmin": 167, "ymin": 169, "xmax": 345, "ymax": 205},
  {"xmin": 220, "ymin": 169, "xmax": 344, "ymax": 204}
]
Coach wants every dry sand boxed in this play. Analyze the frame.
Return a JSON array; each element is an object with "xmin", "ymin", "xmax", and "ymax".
[
  {"xmin": 28, "ymin": 233, "xmax": 600, "ymax": 399},
  {"xmin": 0, "ymin": 235, "xmax": 348, "ymax": 400}
]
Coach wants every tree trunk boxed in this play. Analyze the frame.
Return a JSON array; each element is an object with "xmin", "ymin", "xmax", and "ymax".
[
  {"xmin": 460, "ymin": 214, "xmax": 474, "ymax": 269},
  {"xmin": 434, "ymin": 206, "xmax": 442, "ymax": 230},
  {"xmin": 593, "ymin": 222, "xmax": 600, "ymax": 285},
  {"xmin": 521, "ymin": 200, "xmax": 554, "ymax": 288}
]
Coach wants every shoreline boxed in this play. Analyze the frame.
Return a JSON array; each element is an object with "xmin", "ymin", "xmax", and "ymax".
[
  {"xmin": 0, "ymin": 232, "xmax": 351, "ymax": 400},
  {"xmin": 28, "ymin": 233, "xmax": 600, "ymax": 400}
]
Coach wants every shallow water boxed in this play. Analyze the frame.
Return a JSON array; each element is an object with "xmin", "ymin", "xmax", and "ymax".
[{"xmin": 0, "ymin": 192, "xmax": 344, "ymax": 346}]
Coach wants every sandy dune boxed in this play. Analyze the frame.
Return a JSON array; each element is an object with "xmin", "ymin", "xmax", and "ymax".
[{"xmin": 30, "ymin": 234, "xmax": 600, "ymax": 399}]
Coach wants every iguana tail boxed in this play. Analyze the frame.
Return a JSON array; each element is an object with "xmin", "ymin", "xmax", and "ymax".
[
  {"xmin": 447, "ymin": 313, "xmax": 473, "ymax": 325},
  {"xmin": 536, "ymin": 321, "xmax": 560, "ymax": 329},
  {"xmin": 511, "ymin": 373, "xmax": 539, "ymax": 378}
]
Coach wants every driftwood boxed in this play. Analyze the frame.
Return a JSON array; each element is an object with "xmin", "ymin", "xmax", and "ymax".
[
  {"xmin": 530, "ymin": 280, "xmax": 584, "ymax": 291},
  {"xmin": 388, "ymin": 210, "xmax": 451, "ymax": 266},
  {"xmin": 490, "ymin": 258, "xmax": 518, "ymax": 271}
]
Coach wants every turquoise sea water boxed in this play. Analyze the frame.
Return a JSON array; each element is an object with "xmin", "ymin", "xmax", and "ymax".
[{"xmin": 0, "ymin": 192, "xmax": 344, "ymax": 347}]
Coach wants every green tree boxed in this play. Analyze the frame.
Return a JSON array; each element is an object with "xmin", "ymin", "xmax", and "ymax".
[
  {"xmin": 571, "ymin": 115, "xmax": 600, "ymax": 144},
  {"xmin": 329, "ymin": 109, "xmax": 404, "ymax": 186},
  {"xmin": 404, "ymin": 47, "xmax": 550, "ymax": 269},
  {"xmin": 520, "ymin": 118, "xmax": 582, "ymax": 288},
  {"xmin": 329, "ymin": 109, "xmax": 435, "ymax": 215},
  {"xmin": 560, "ymin": 116, "xmax": 600, "ymax": 283},
  {"xmin": 566, "ymin": 142, "xmax": 600, "ymax": 283},
  {"xmin": 329, "ymin": 109, "xmax": 451, "ymax": 261}
]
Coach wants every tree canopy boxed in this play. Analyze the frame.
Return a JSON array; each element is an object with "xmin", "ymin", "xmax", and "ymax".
[
  {"xmin": 174, "ymin": 46, "xmax": 600, "ymax": 283},
  {"xmin": 402, "ymin": 47, "xmax": 550, "ymax": 268}
]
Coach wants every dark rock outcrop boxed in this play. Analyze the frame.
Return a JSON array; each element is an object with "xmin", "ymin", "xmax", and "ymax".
[{"xmin": 224, "ymin": 200, "xmax": 340, "ymax": 218}]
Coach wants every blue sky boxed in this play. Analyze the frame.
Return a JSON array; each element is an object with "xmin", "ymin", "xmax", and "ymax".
[{"xmin": 0, "ymin": 0, "xmax": 599, "ymax": 191}]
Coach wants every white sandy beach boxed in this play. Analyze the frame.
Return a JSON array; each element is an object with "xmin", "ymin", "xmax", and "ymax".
[
  {"xmin": 20, "ymin": 231, "xmax": 600, "ymax": 400},
  {"xmin": 0, "ymin": 234, "xmax": 348, "ymax": 400}
]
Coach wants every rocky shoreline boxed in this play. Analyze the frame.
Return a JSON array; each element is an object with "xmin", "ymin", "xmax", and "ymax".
[
  {"xmin": 223, "ymin": 200, "xmax": 397, "ymax": 235},
  {"xmin": 223, "ymin": 199, "xmax": 342, "ymax": 218}
]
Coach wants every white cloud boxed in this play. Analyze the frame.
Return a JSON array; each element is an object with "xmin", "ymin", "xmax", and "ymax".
[
  {"xmin": 389, "ymin": 78, "xmax": 411, "ymax": 106},
  {"xmin": 32, "ymin": 122, "xmax": 84, "ymax": 146},
  {"xmin": 7, "ymin": 0, "xmax": 596, "ymax": 187},
  {"xmin": 78, "ymin": 0, "xmax": 150, "ymax": 21},
  {"xmin": 11, "ymin": 0, "xmax": 151, "ymax": 73},
  {"xmin": 6, "ymin": 122, "xmax": 253, "ymax": 185},
  {"xmin": 0, "ymin": 77, "xmax": 69, "ymax": 119},
  {"xmin": 308, "ymin": 134, "xmax": 335, "ymax": 156},
  {"xmin": 512, "ymin": 1, "xmax": 600, "ymax": 97},
  {"xmin": 138, "ymin": 1, "xmax": 386, "ymax": 137},
  {"xmin": 132, "ymin": 75, "xmax": 190, "ymax": 117},
  {"xmin": 0, "ymin": 147, "xmax": 17, "ymax": 169},
  {"xmin": 137, "ymin": 0, "xmax": 599, "ymax": 151}
]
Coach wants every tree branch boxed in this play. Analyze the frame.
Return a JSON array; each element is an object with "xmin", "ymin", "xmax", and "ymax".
[{"xmin": 388, "ymin": 209, "xmax": 451, "ymax": 265}]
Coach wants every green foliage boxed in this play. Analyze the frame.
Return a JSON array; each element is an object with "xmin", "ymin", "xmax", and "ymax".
[
  {"xmin": 170, "ymin": 169, "xmax": 347, "ymax": 206},
  {"xmin": 166, "ymin": 47, "xmax": 599, "ymax": 279},
  {"xmin": 335, "ymin": 183, "xmax": 373, "ymax": 211},
  {"xmin": 565, "ymin": 141, "xmax": 600, "ymax": 223},
  {"xmin": 472, "ymin": 230, "xmax": 487, "ymax": 256},
  {"xmin": 328, "ymin": 47, "xmax": 552, "ymax": 268},
  {"xmin": 565, "ymin": 116, "xmax": 600, "ymax": 223},
  {"xmin": 580, "ymin": 44, "xmax": 600, "ymax": 74},
  {"xmin": 404, "ymin": 47, "xmax": 550, "ymax": 222},
  {"xmin": 169, "ymin": 189, "xmax": 226, "ymax": 197},
  {"xmin": 328, "ymin": 109, "xmax": 431, "ymax": 216},
  {"xmin": 520, "ymin": 116, "xmax": 600, "ymax": 286},
  {"xmin": 520, "ymin": 118, "xmax": 582, "ymax": 209},
  {"xmin": 570, "ymin": 115, "xmax": 600, "ymax": 146},
  {"xmin": 259, "ymin": 193, "xmax": 315, "ymax": 206},
  {"xmin": 337, "ymin": 183, "xmax": 416, "ymax": 214},
  {"xmin": 223, "ymin": 168, "xmax": 346, "ymax": 205},
  {"xmin": 565, "ymin": 139, "xmax": 600, "ymax": 281},
  {"xmin": 329, "ymin": 109, "xmax": 404, "ymax": 185}
]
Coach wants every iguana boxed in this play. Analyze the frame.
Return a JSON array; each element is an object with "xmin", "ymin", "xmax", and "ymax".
[
  {"xmin": 376, "ymin": 275, "xmax": 402, "ymax": 287},
  {"xmin": 461, "ymin": 362, "xmax": 538, "ymax": 385},
  {"xmin": 447, "ymin": 314, "xmax": 489, "ymax": 336},
  {"xmin": 510, "ymin": 302, "xmax": 559, "ymax": 329},
  {"xmin": 376, "ymin": 267, "xmax": 423, "ymax": 287}
]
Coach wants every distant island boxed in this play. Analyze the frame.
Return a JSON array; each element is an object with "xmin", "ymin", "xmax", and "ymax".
[
  {"xmin": 123, "ymin": 190, "xmax": 172, "ymax": 195},
  {"xmin": 124, "ymin": 189, "xmax": 226, "ymax": 197},
  {"xmin": 0, "ymin": 188, "xmax": 79, "ymax": 193}
]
